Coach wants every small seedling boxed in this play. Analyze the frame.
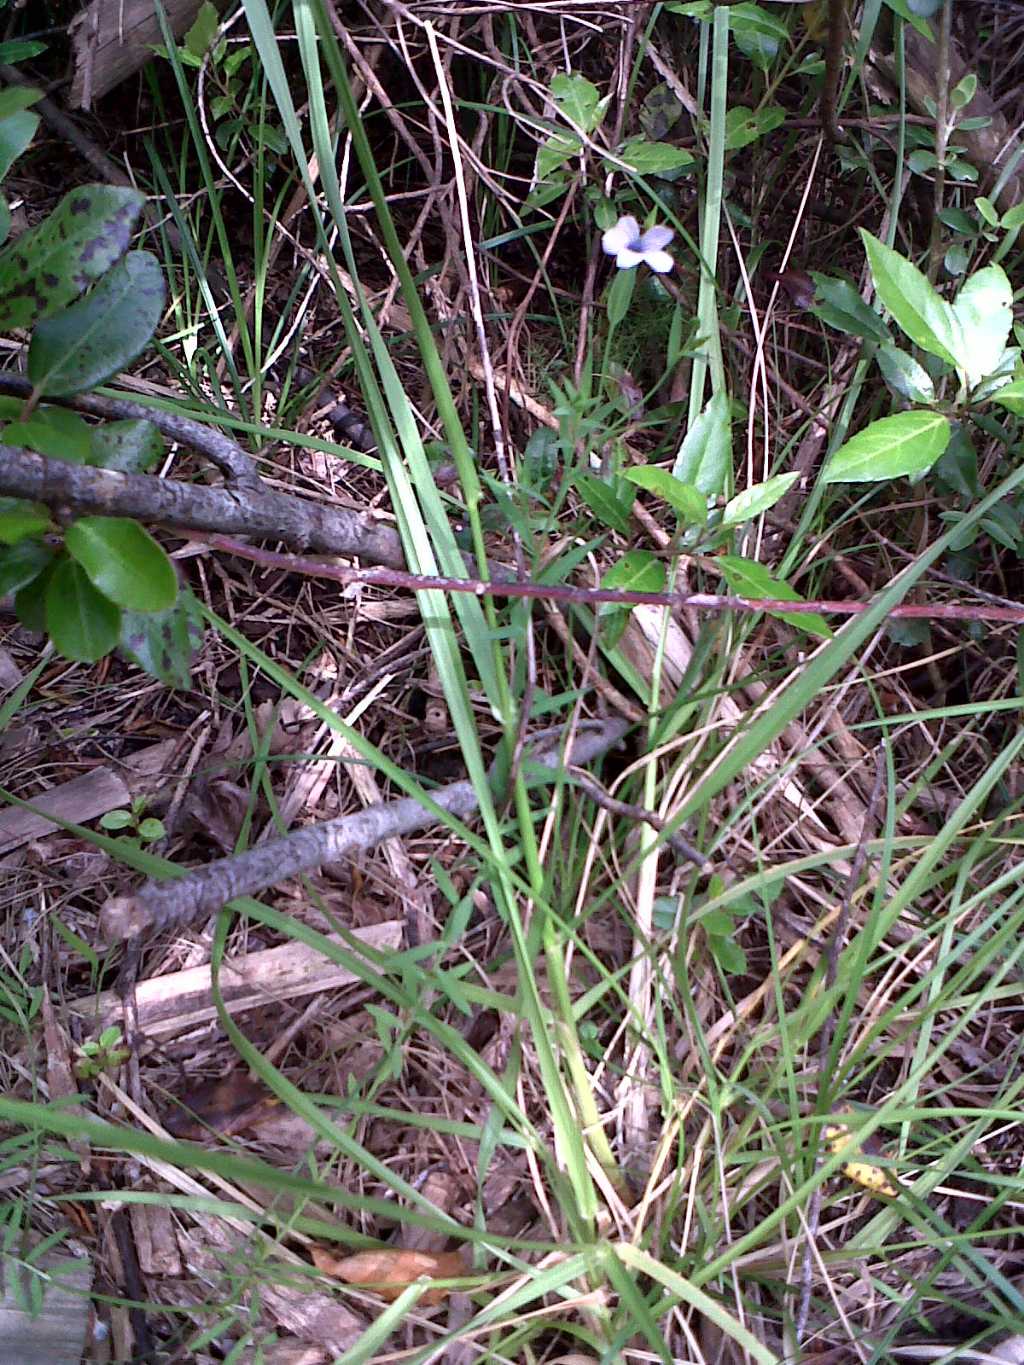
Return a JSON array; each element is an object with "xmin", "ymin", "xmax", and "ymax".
[{"xmin": 74, "ymin": 1026, "xmax": 130, "ymax": 1080}]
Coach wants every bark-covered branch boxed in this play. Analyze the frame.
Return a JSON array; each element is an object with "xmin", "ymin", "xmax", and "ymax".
[
  {"xmin": 99, "ymin": 719, "xmax": 630, "ymax": 943},
  {"xmin": 0, "ymin": 373, "xmax": 259, "ymax": 485},
  {"xmin": 0, "ymin": 446, "xmax": 407, "ymax": 567}
]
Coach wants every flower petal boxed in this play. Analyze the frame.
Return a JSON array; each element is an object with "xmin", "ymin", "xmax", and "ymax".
[
  {"xmin": 637, "ymin": 225, "xmax": 674, "ymax": 252},
  {"xmin": 642, "ymin": 249, "xmax": 674, "ymax": 274},
  {"xmin": 614, "ymin": 246, "xmax": 645, "ymax": 269},
  {"xmin": 601, "ymin": 215, "xmax": 640, "ymax": 256}
]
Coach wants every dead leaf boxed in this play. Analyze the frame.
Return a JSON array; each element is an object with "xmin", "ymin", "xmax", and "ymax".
[
  {"xmin": 311, "ymin": 1247, "xmax": 466, "ymax": 1305},
  {"xmin": 164, "ymin": 1074, "xmax": 280, "ymax": 1140}
]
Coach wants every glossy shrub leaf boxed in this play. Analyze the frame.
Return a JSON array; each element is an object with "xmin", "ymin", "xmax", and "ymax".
[
  {"xmin": 90, "ymin": 418, "xmax": 164, "ymax": 473},
  {"xmin": 721, "ymin": 472, "xmax": 800, "ymax": 526},
  {"xmin": 860, "ymin": 231, "xmax": 961, "ymax": 367},
  {"xmin": 28, "ymin": 251, "xmax": 166, "ymax": 397},
  {"xmin": 717, "ymin": 555, "xmax": 831, "ymax": 638},
  {"xmin": 0, "ymin": 111, "xmax": 39, "ymax": 182},
  {"xmin": 809, "ymin": 273, "xmax": 891, "ymax": 343},
  {"xmin": 950, "ymin": 264, "xmax": 1013, "ymax": 389},
  {"xmin": 625, "ymin": 467, "xmax": 707, "ymax": 523},
  {"xmin": 0, "ymin": 498, "xmax": 50, "ymax": 544},
  {"xmin": 823, "ymin": 410, "xmax": 950, "ymax": 484},
  {"xmin": 876, "ymin": 343, "xmax": 935, "ymax": 404},
  {"xmin": 673, "ymin": 391, "xmax": 731, "ymax": 496},
  {"xmin": 64, "ymin": 517, "xmax": 177, "ymax": 612},
  {"xmin": 3, "ymin": 408, "xmax": 92, "ymax": 463},
  {"xmin": 991, "ymin": 377, "xmax": 1024, "ymax": 416},
  {"xmin": 120, "ymin": 593, "xmax": 203, "ymax": 689},
  {"xmin": 0, "ymin": 539, "xmax": 53, "ymax": 594},
  {"xmin": 572, "ymin": 473, "xmax": 633, "ymax": 535},
  {"xmin": 45, "ymin": 558, "xmax": 122, "ymax": 663},
  {"xmin": 0, "ymin": 184, "xmax": 144, "ymax": 330}
]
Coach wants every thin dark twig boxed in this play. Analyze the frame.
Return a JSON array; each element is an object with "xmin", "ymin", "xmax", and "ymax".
[
  {"xmin": 99, "ymin": 719, "xmax": 629, "ymax": 943},
  {"xmin": 205, "ymin": 534, "xmax": 1024, "ymax": 625},
  {"xmin": 568, "ymin": 767, "xmax": 713, "ymax": 871}
]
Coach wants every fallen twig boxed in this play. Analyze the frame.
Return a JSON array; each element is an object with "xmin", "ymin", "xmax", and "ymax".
[
  {"xmin": 99, "ymin": 718, "xmax": 629, "ymax": 942},
  {"xmin": 0, "ymin": 446, "xmax": 406, "ymax": 567},
  {"xmin": 204, "ymin": 535, "xmax": 1024, "ymax": 626},
  {"xmin": 0, "ymin": 374, "xmax": 259, "ymax": 485}
]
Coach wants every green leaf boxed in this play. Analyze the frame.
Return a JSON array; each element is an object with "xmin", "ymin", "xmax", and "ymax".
[
  {"xmin": 860, "ymin": 230, "xmax": 961, "ymax": 367},
  {"xmin": 64, "ymin": 517, "xmax": 177, "ymax": 611},
  {"xmin": 672, "ymin": 391, "xmax": 731, "ymax": 496},
  {"xmin": 716, "ymin": 554, "xmax": 831, "ymax": 638},
  {"xmin": 28, "ymin": 251, "xmax": 166, "ymax": 396},
  {"xmin": 606, "ymin": 267, "xmax": 637, "ymax": 327},
  {"xmin": 0, "ymin": 196, "xmax": 10, "ymax": 249},
  {"xmin": 0, "ymin": 88, "xmax": 43, "ymax": 120},
  {"xmin": 0, "ymin": 498, "xmax": 50, "ymax": 544},
  {"xmin": 932, "ymin": 427, "xmax": 979, "ymax": 499},
  {"xmin": 709, "ymin": 935, "xmax": 748, "ymax": 975},
  {"xmin": 119, "ymin": 593, "xmax": 203, "ymax": 689},
  {"xmin": 572, "ymin": 473, "xmax": 633, "ymax": 535},
  {"xmin": 0, "ymin": 539, "xmax": 52, "ymax": 593},
  {"xmin": 550, "ymin": 73, "xmax": 604, "ymax": 133},
  {"xmin": 601, "ymin": 549, "xmax": 666, "ymax": 594},
  {"xmin": 184, "ymin": 0, "xmax": 220, "ymax": 58},
  {"xmin": 876, "ymin": 343, "xmax": 936, "ymax": 404},
  {"xmin": 0, "ymin": 110, "xmax": 38, "ymax": 182},
  {"xmin": 823, "ymin": 410, "xmax": 951, "ymax": 484},
  {"xmin": 721, "ymin": 472, "xmax": 800, "ymax": 527},
  {"xmin": 809, "ymin": 273, "xmax": 891, "ymax": 343},
  {"xmin": 729, "ymin": 3, "xmax": 789, "ymax": 70},
  {"xmin": 639, "ymin": 83, "xmax": 683, "ymax": 141},
  {"xmin": 612, "ymin": 139, "xmax": 695, "ymax": 175},
  {"xmin": 2, "ymin": 408, "xmax": 93, "ymax": 463},
  {"xmin": 1001, "ymin": 202, "xmax": 1024, "ymax": 232},
  {"xmin": 625, "ymin": 467, "xmax": 707, "ymax": 523},
  {"xmin": 45, "ymin": 558, "xmax": 122, "ymax": 662},
  {"xmin": 535, "ymin": 131, "xmax": 582, "ymax": 182},
  {"xmin": 99, "ymin": 809, "xmax": 133, "ymax": 831},
  {"xmin": 991, "ymin": 377, "xmax": 1024, "ymax": 416},
  {"xmin": 89, "ymin": 418, "xmax": 164, "ymax": 473},
  {"xmin": 0, "ymin": 184, "xmax": 145, "ymax": 330},
  {"xmin": 0, "ymin": 40, "xmax": 46, "ymax": 63},
  {"xmin": 723, "ymin": 105, "xmax": 786, "ymax": 150},
  {"xmin": 950, "ymin": 264, "xmax": 1013, "ymax": 389}
]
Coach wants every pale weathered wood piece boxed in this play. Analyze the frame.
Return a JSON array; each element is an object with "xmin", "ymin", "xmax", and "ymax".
[
  {"xmin": 70, "ymin": 0, "xmax": 226, "ymax": 109},
  {"xmin": 68, "ymin": 920, "xmax": 403, "ymax": 1039}
]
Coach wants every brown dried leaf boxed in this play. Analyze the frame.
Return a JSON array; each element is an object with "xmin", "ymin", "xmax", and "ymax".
[
  {"xmin": 310, "ymin": 1247, "xmax": 466, "ymax": 1305},
  {"xmin": 164, "ymin": 1073, "xmax": 280, "ymax": 1140}
]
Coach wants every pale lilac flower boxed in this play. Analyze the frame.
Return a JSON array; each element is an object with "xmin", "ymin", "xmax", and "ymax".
[{"xmin": 601, "ymin": 215, "xmax": 674, "ymax": 273}]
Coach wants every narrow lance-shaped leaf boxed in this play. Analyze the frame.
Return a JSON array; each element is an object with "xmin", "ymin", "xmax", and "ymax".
[
  {"xmin": 823, "ymin": 410, "xmax": 951, "ymax": 484},
  {"xmin": 28, "ymin": 251, "xmax": 166, "ymax": 397},
  {"xmin": 860, "ymin": 230, "xmax": 961, "ymax": 367},
  {"xmin": 0, "ymin": 184, "xmax": 144, "ymax": 330}
]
